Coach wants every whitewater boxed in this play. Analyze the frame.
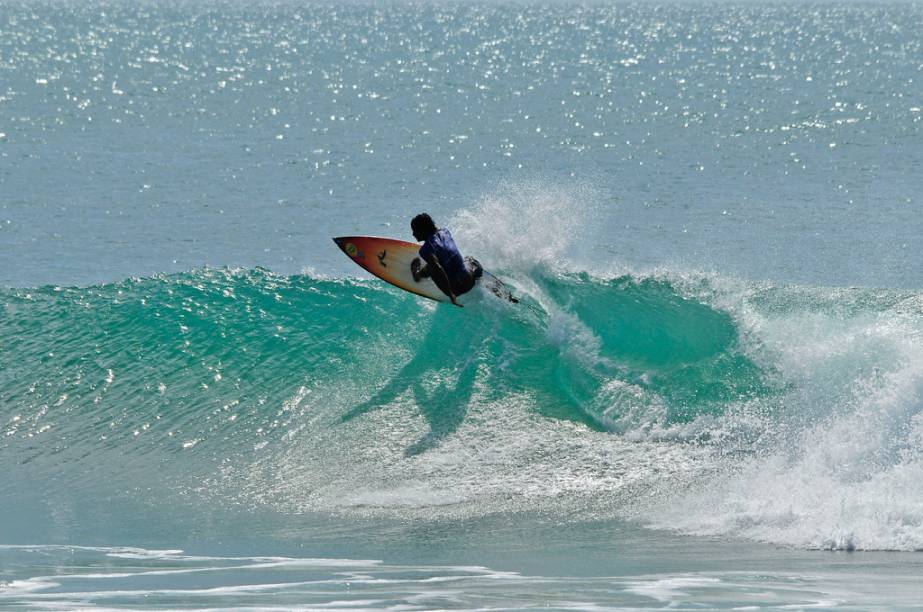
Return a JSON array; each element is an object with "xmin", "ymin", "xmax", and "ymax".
[{"xmin": 3, "ymin": 0, "xmax": 923, "ymax": 608}]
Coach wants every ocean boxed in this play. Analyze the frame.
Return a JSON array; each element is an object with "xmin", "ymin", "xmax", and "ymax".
[{"xmin": 2, "ymin": 0, "xmax": 923, "ymax": 609}]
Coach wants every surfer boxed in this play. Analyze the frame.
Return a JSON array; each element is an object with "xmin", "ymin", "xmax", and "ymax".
[{"xmin": 410, "ymin": 213, "xmax": 482, "ymax": 306}]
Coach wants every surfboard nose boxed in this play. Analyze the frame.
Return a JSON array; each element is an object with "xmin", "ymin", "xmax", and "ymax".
[{"xmin": 333, "ymin": 237, "xmax": 362, "ymax": 259}]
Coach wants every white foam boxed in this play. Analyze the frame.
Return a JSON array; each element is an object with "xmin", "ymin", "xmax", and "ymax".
[
  {"xmin": 642, "ymin": 283, "xmax": 923, "ymax": 551},
  {"xmin": 545, "ymin": 308, "xmax": 607, "ymax": 368},
  {"xmin": 625, "ymin": 576, "xmax": 722, "ymax": 602},
  {"xmin": 340, "ymin": 484, "xmax": 471, "ymax": 509},
  {"xmin": 0, "ymin": 577, "xmax": 60, "ymax": 595}
]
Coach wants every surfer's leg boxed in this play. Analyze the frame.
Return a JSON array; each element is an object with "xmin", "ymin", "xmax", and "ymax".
[
  {"xmin": 457, "ymin": 275, "xmax": 475, "ymax": 295},
  {"xmin": 429, "ymin": 271, "xmax": 456, "ymax": 297},
  {"xmin": 412, "ymin": 256, "xmax": 459, "ymax": 300},
  {"xmin": 450, "ymin": 257, "xmax": 481, "ymax": 296},
  {"xmin": 465, "ymin": 257, "xmax": 483, "ymax": 280}
]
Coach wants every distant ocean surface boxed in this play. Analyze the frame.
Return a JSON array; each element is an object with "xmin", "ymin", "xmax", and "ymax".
[{"xmin": 3, "ymin": 1, "xmax": 923, "ymax": 609}]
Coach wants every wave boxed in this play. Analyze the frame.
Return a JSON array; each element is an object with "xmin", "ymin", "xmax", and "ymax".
[
  {"xmin": 2, "ymin": 266, "xmax": 923, "ymax": 551},
  {"xmin": 0, "ymin": 267, "xmax": 765, "ymax": 454}
]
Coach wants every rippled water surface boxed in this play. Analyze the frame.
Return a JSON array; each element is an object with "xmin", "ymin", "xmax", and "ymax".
[
  {"xmin": 2, "ymin": 1, "xmax": 922, "ymax": 286},
  {"xmin": 3, "ymin": 2, "xmax": 923, "ymax": 610}
]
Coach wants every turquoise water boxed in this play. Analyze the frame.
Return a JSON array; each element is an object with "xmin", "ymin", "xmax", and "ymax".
[{"xmin": 3, "ymin": 1, "xmax": 923, "ymax": 609}]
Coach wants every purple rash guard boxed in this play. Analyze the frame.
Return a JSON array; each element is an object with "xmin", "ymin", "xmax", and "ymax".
[{"xmin": 418, "ymin": 228, "xmax": 473, "ymax": 294}]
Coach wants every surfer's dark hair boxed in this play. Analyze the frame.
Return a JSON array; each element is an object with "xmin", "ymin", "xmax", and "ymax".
[{"xmin": 411, "ymin": 213, "xmax": 437, "ymax": 237}]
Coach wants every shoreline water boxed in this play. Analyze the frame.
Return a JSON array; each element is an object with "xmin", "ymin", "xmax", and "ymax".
[{"xmin": 3, "ymin": 504, "xmax": 923, "ymax": 609}]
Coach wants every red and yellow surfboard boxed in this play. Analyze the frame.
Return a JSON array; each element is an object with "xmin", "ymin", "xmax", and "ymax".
[
  {"xmin": 333, "ymin": 236, "xmax": 453, "ymax": 303},
  {"xmin": 332, "ymin": 236, "xmax": 516, "ymax": 306}
]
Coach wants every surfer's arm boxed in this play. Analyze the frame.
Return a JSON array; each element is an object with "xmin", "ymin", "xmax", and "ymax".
[{"xmin": 427, "ymin": 256, "xmax": 461, "ymax": 307}]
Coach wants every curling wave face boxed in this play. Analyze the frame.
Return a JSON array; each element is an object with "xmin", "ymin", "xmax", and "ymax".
[{"xmin": 2, "ymin": 266, "xmax": 923, "ymax": 551}]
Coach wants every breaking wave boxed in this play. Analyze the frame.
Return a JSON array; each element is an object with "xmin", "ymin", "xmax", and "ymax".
[{"xmin": 3, "ymin": 260, "xmax": 923, "ymax": 551}]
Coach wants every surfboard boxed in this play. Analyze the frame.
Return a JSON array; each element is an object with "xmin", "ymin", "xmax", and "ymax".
[{"xmin": 332, "ymin": 236, "xmax": 515, "ymax": 306}]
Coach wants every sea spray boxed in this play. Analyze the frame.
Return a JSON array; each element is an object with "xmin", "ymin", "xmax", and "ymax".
[
  {"xmin": 640, "ymin": 284, "xmax": 923, "ymax": 551},
  {"xmin": 451, "ymin": 180, "xmax": 603, "ymax": 273}
]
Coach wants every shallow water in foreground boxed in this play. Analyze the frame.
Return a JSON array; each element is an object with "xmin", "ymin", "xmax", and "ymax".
[{"xmin": 3, "ymin": 502, "xmax": 923, "ymax": 610}]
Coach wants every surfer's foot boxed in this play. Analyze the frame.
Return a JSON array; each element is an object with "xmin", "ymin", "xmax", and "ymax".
[{"xmin": 411, "ymin": 258, "xmax": 422, "ymax": 282}]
